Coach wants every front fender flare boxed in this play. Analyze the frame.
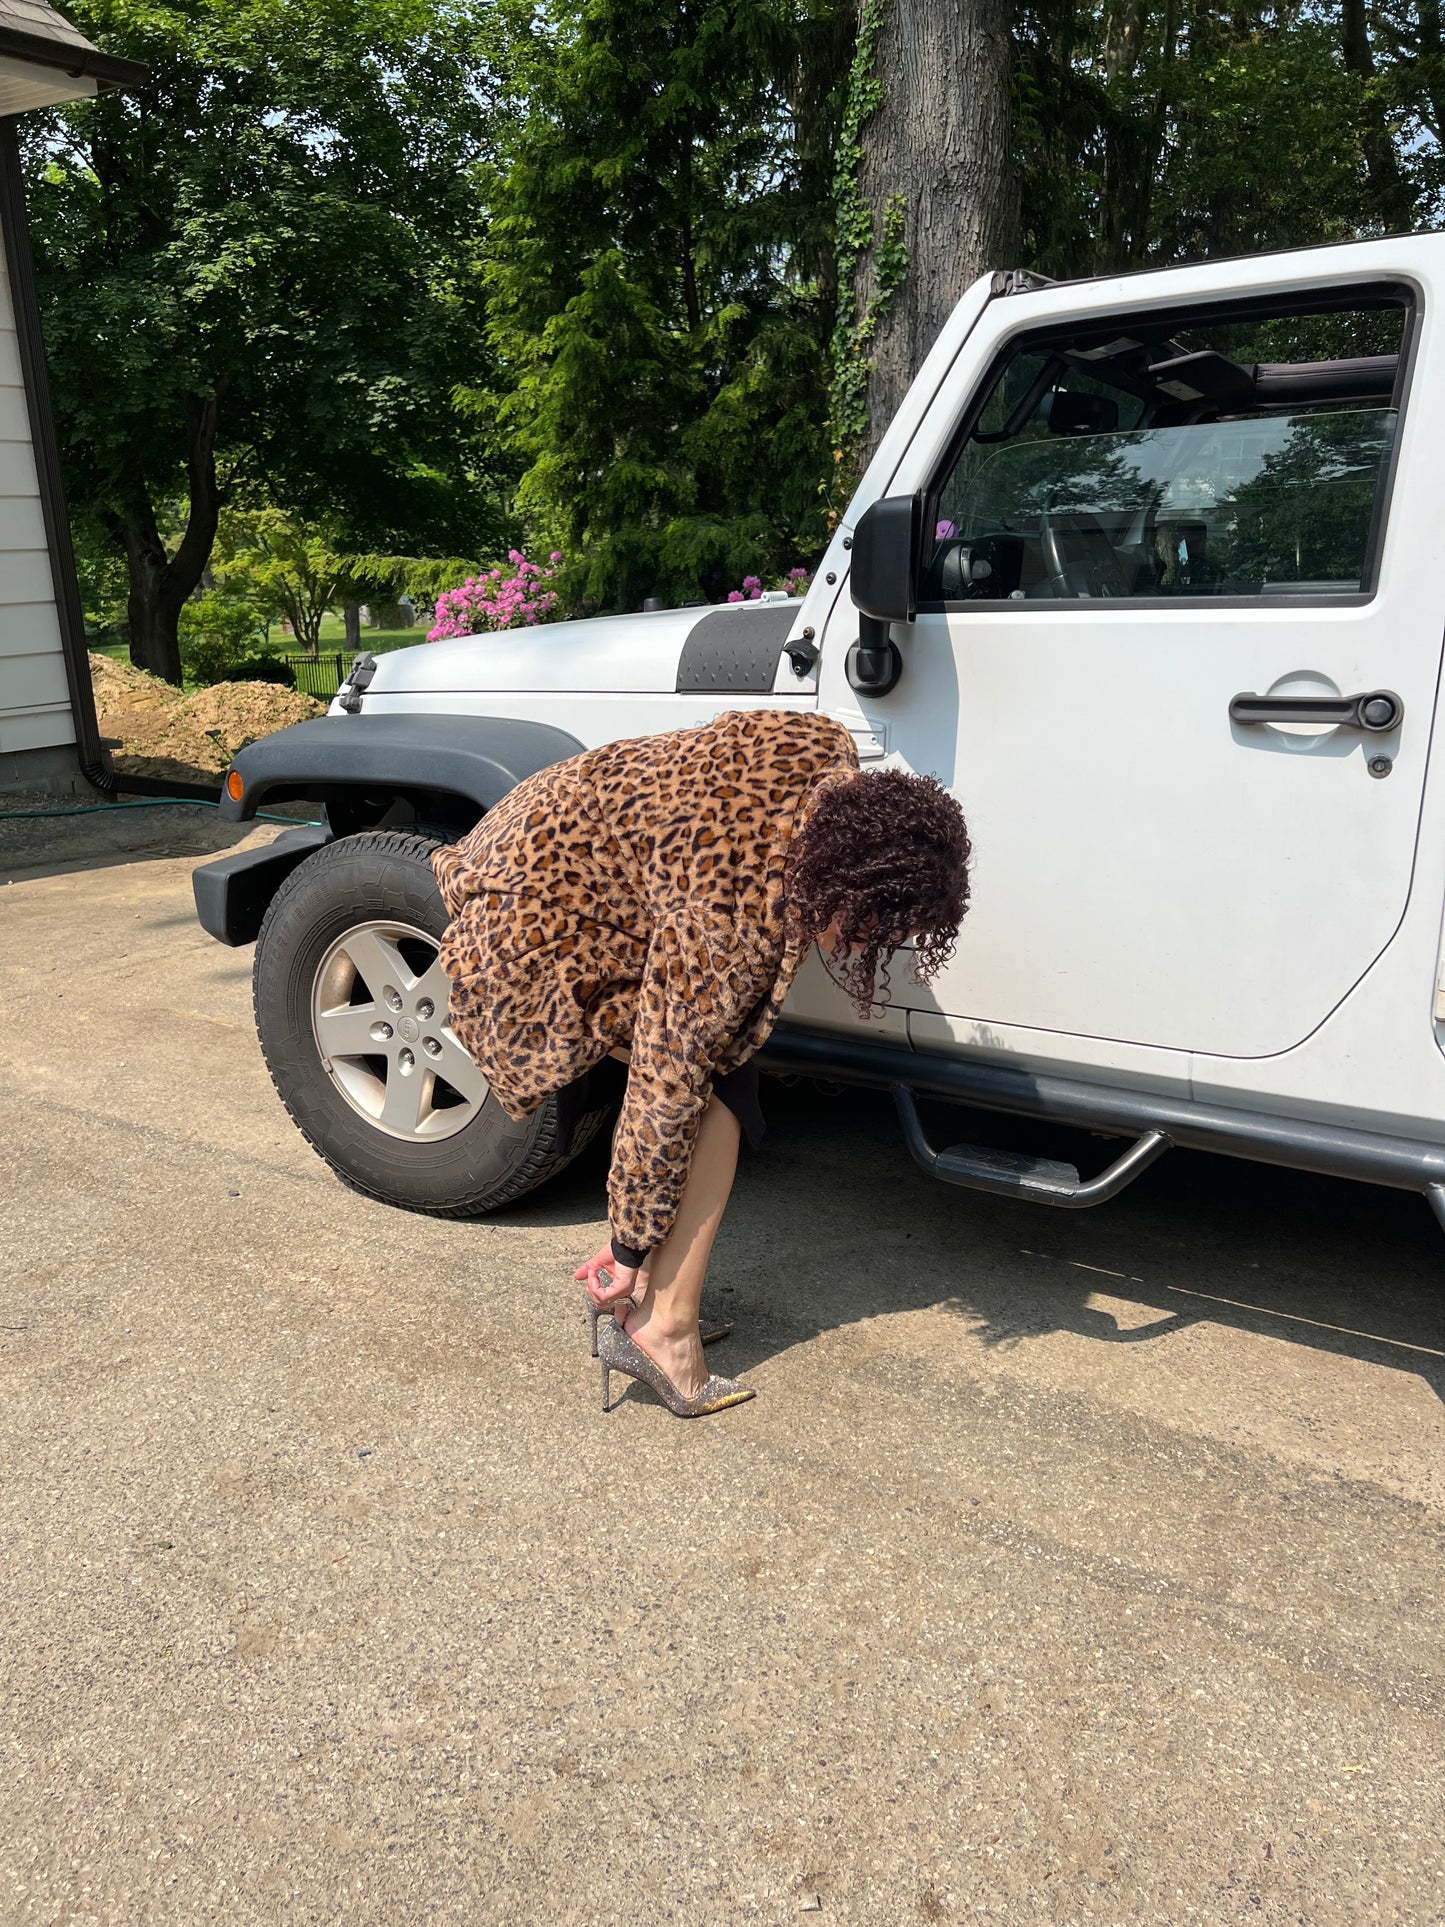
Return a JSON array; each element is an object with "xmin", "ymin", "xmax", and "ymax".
[{"xmin": 219, "ymin": 712, "xmax": 587, "ymax": 823}]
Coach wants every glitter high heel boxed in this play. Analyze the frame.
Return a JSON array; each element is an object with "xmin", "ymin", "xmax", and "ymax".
[
  {"xmin": 582, "ymin": 1286, "xmax": 731, "ymax": 1358},
  {"xmin": 597, "ymin": 1317, "xmax": 754, "ymax": 1418}
]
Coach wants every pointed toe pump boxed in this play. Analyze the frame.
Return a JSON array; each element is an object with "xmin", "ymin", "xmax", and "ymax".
[
  {"xmin": 582, "ymin": 1288, "xmax": 731, "ymax": 1358},
  {"xmin": 597, "ymin": 1318, "xmax": 755, "ymax": 1418}
]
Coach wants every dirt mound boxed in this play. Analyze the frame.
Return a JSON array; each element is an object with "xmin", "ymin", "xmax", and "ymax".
[
  {"xmin": 89, "ymin": 650, "xmax": 184, "ymax": 715},
  {"xmin": 180, "ymin": 681, "xmax": 324, "ymax": 759},
  {"xmin": 88, "ymin": 653, "xmax": 325, "ymax": 788}
]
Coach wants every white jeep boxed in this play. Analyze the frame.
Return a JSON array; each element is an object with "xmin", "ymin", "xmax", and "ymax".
[{"xmin": 194, "ymin": 233, "xmax": 1445, "ymax": 1235}]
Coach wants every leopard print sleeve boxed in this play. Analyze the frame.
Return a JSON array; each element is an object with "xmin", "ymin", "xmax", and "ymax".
[{"xmin": 606, "ymin": 906, "xmax": 774, "ymax": 1258}]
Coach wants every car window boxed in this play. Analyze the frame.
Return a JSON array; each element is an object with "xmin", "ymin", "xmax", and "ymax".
[{"xmin": 924, "ymin": 296, "xmax": 1407, "ymax": 604}]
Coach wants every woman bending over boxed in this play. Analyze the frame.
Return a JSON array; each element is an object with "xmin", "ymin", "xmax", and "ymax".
[{"xmin": 433, "ymin": 709, "xmax": 971, "ymax": 1418}]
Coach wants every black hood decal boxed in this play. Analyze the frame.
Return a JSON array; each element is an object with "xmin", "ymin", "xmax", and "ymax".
[{"xmin": 675, "ymin": 604, "xmax": 796, "ymax": 694}]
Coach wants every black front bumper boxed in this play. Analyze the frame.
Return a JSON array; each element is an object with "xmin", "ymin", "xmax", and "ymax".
[{"xmin": 192, "ymin": 824, "xmax": 331, "ymax": 946}]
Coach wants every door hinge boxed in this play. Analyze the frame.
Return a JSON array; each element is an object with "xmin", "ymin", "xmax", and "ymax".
[{"xmin": 829, "ymin": 712, "xmax": 887, "ymax": 761}]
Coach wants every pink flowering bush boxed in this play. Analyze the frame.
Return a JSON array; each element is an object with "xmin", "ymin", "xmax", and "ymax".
[
  {"xmin": 726, "ymin": 565, "xmax": 812, "ymax": 603},
  {"xmin": 428, "ymin": 551, "xmax": 565, "ymax": 640}
]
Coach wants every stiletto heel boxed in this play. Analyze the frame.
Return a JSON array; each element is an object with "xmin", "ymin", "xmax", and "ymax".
[
  {"xmin": 596, "ymin": 1318, "xmax": 754, "ymax": 1419},
  {"xmin": 583, "ymin": 1285, "xmax": 731, "ymax": 1356},
  {"xmin": 601, "ymin": 1358, "xmax": 611, "ymax": 1412}
]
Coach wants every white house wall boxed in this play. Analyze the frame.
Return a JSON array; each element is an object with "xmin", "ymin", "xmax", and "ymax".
[{"xmin": 0, "ymin": 229, "xmax": 70, "ymax": 757}]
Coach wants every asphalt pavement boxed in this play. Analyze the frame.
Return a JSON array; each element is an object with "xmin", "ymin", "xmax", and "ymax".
[{"xmin": 2, "ymin": 800, "xmax": 1444, "ymax": 1925}]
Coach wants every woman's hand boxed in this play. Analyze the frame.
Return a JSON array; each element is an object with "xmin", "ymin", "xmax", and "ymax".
[{"xmin": 574, "ymin": 1245, "xmax": 643, "ymax": 1310}]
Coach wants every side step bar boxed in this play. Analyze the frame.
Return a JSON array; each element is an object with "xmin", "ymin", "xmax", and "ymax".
[
  {"xmin": 759, "ymin": 1024, "xmax": 1445, "ymax": 1198},
  {"xmin": 892, "ymin": 1084, "xmax": 1171, "ymax": 1209}
]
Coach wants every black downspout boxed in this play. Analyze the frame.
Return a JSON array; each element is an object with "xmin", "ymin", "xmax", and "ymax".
[{"xmin": 0, "ymin": 117, "xmax": 219, "ymax": 802}]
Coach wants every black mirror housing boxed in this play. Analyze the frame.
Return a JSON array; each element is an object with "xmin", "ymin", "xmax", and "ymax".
[{"xmin": 850, "ymin": 492, "xmax": 924, "ymax": 624}]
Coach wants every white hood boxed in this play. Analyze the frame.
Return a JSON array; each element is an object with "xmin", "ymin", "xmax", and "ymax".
[{"xmin": 366, "ymin": 605, "xmax": 722, "ymax": 697}]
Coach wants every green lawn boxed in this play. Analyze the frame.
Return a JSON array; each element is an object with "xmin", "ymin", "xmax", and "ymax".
[
  {"xmin": 89, "ymin": 624, "xmax": 425, "ymax": 660},
  {"xmin": 308, "ymin": 614, "xmax": 428, "ymax": 652},
  {"xmin": 88, "ymin": 623, "xmax": 431, "ymax": 697}
]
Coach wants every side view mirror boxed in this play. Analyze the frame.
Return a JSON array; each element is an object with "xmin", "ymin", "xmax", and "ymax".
[{"xmin": 848, "ymin": 492, "xmax": 924, "ymax": 694}]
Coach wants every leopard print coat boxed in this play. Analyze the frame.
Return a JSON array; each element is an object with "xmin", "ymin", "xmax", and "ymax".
[{"xmin": 432, "ymin": 709, "xmax": 859, "ymax": 1256}]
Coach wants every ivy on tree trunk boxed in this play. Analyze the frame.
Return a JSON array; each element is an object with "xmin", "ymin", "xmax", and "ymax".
[{"xmin": 836, "ymin": 0, "xmax": 1018, "ymax": 477}]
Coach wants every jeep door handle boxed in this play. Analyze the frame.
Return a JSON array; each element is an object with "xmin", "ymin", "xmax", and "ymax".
[{"xmin": 1229, "ymin": 688, "xmax": 1403, "ymax": 732}]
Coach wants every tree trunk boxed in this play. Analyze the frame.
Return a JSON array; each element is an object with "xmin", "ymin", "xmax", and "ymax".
[
  {"xmin": 1407, "ymin": 0, "xmax": 1445, "ymax": 145},
  {"xmin": 1102, "ymin": 0, "xmax": 1149, "ymax": 81},
  {"xmin": 1343, "ymin": 0, "xmax": 1416, "ymax": 231},
  {"xmin": 118, "ymin": 495, "xmax": 188, "ymax": 687},
  {"xmin": 294, "ymin": 604, "xmax": 324, "ymax": 657},
  {"xmin": 343, "ymin": 602, "xmax": 362, "ymax": 652},
  {"xmin": 791, "ymin": 3, "xmax": 855, "ymax": 311},
  {"xmin": 1100, "ymin": 0, "xmax": 1177, "ymax": 271},
  {"xmin": 853, "ymin": 0, "xmax": 1017, "ymax": 467},
  {"xmin": 116, "ymin": 390, "xmax": 224, "ymax": 686}
]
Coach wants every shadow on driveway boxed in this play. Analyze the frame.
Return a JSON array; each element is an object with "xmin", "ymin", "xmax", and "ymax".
[
  {"xmin": 0, "ymin": 795, "xmax": 308, "ymax": 887},
  {"xmin": 492, "ymin": 1073, "xmax": 1445, "ymax": 1407}
]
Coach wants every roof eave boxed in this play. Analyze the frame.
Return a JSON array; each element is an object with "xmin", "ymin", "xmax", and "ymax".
[{"xmin": 0, "ymin": 24, "xmax": 145, "ymax": 93}]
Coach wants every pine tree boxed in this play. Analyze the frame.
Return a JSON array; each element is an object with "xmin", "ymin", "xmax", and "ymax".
[{"xmin": 486, "ymin": 0, "xmax": 850, "ymax": 613}]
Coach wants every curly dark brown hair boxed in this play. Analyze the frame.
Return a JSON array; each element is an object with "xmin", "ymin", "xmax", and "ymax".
[{"xmin": 785, "ymin": 769, "xmax": 972, "ymax": 1015}]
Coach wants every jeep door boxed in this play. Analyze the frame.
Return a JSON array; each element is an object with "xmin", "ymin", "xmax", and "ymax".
[{"xmin": 816, "ymin": 244, "xmax": 1444, "ymax": 1062}]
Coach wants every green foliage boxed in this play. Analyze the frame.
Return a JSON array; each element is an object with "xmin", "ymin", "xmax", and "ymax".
[
  {"xmin": 182, "ymin": 632, "xmax": 298, "ymax": 687},
  {"xmin": 71, "ymin": 512, "xmax": 132, "ymax": 639},
  {"xmin": 212, "ymin": 508, "xmax": 392, "ymax": 656},
  {"xmin": 384, "ymin": 556, "xmax": 489, "ymax": 605},
  {"xmin": 179, "ymin": 588, "xmax": 266, "ymax": 654},
  {"xmin": 23, "ymin": 0, "xmax": 510, "ymax": 676},
  {"xmin": 1153, "ymin": 16, "xmax": 1398, "ymax": 259},
  {"xmin": 1227, "ymin": 409, "xmax": 1397, "ymax": 585},
  {"xmin": 1015, "ymin": 3, "xmax": 1436, "ymax": 282},
  {"xmin": 485, "ymin": 0, "xmax": 1442, "ymax": 605},
  {"xmin": 178, "ymin": 586, "xmax": 270, "ymax": 683},
  {"xmin": 32, "ymin": 0, "xmax": 1445, "ymax": 641},
  {"xmin": 229, "ymin": 655, "xmax": 299, "ymax": 688},
  {"xmin": 485, "ymin": 0, "xmax": 848, "ymax": 612}
]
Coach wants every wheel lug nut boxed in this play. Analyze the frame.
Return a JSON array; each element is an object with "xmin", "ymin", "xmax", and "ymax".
[
  {"xmin": 370, "ymin": 1021, "xmax": 393, "ymax": 1042},
  {"xmin": 417, "ymin": 998, "xmax": 434, "ymax": 1019},
  {"xmin": 384, "ymin": 986, "xmax": 403, "ymax": 1012},
  {"xmin": 423, "ymin": 1036, "xmax": 441, "ymax": 1058},
  {"xmin": 398, "ymin": 1048, "xmax": 415, "ymax": 1073}
]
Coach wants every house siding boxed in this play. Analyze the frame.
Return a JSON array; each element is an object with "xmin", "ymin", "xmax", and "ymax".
[{"xmin": 0, "ymin": 227, "xmax": 72, "ymax": 759}]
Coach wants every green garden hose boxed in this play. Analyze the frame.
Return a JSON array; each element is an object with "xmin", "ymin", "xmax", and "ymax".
[{"xmin": 0, "ymin": 798, "xmax": 320, "ymax": 825}]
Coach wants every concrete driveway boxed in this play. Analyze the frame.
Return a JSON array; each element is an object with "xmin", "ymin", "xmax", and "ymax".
[{"xmin": 2, "ymin": 802, "xmax": 1444, "ymax": 1925}]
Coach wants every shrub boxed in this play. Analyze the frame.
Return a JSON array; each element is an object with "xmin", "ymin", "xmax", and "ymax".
[
  {"xmin": 180, "ymin": 591, "xmax": 271, "ymax": 685},
  {"xmin": 726, "ymin": 565, "xmax": 813, "ymax": 603},
  {"xmin": 428, "ymin": 551, "xmax": 565, "ymax": 639},
  {"xmin": 229, "ymin": 654, "xmax": 297, "ymax": 688}
]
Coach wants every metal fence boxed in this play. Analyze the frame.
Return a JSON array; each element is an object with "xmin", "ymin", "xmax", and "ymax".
[{"xmin": 283, "ymin": 652, "xmax": 350, "ymax": 699}]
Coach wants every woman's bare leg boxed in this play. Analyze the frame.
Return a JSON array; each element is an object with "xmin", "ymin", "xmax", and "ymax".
[{"xmin": 622, "ymin": 1095, "xmax": 740, "ymax": 1397}]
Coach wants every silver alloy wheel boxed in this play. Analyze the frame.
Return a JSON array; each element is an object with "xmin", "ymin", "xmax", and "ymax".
[{"xmin": 310, "ymin": 919, "xmax": 489, "ymax": 1142}]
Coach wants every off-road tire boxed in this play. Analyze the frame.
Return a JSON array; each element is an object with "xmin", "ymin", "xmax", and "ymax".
[{"xmin": 253, "ymin": 829, "xmax": 612, "ymax": 1217}]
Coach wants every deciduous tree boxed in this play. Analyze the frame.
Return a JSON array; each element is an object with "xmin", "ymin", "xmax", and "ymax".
[
  {"xmin": 23, "ymin": 0, "xmax": 503, "ymax": 682},
  {"xmin": 213, "ymin": 509, "xmax": 388, "ymax": 659}
]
